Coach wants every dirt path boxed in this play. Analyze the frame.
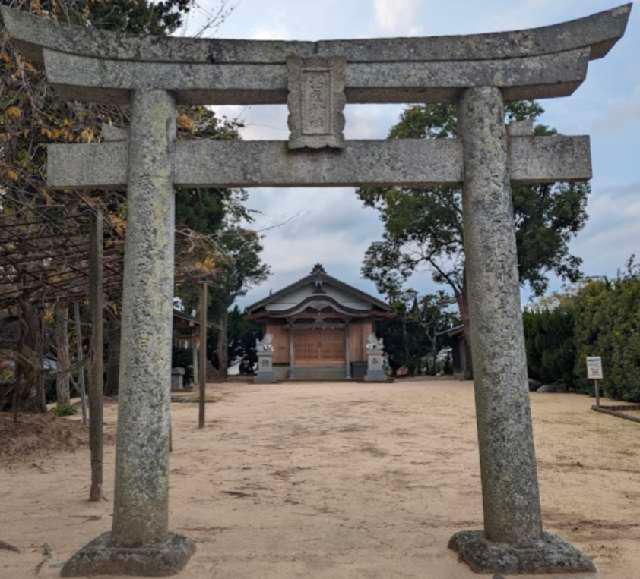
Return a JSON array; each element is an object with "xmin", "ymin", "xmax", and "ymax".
[{"xmin": 1, "ymin": 379, "xmax": 639, "ymax": 578}]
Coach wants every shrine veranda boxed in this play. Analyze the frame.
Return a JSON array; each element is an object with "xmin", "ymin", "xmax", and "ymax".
[{"xmin": 1, "ymin": 4, "xmax": 631, "ymax": 576}]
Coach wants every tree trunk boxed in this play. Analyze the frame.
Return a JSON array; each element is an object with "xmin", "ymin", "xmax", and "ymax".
[
  {"xmin": 54, "ymin": 302, "xmax": 71, "ymax": 406},
  {"xmin": 89, "ymin": 207, "xmax": 104, "ymax": 501},
  {"xmin": 15, "ymin": 301, "xmax": 44, "ymax": 413},
  {"xmin": 36, "ymin": 310, "xmax": 46, "ymax": 412},
  {"xmin": 217, "ymin": 309, "xmax": 228, "ymax": 380},
  {"xmin": 191, "ymin": 343, "xmax": 199, "ymax": 387},
  {"xmin": 73, "ymin": 302, "xmax": 88, "ymax": 424},
  {"xmin": 402, "ymin": 312, "xmax": 410, "ymax": 373},
  {"xmin": 198, "ymin": 283, "xmax": 208, "ymax": 428},
  {"xmin": 456, "ymin": 285, "xmax": 474, "ymax": 380},
  {"xmin": 13, "ymin": 327, "xmax": 23, "ymax": 423},
  {"xmin": 431, "ymin": 327, "xmax": 438, "ymax": 376},
  {"xmin": 104, "ymin": 314, "xmax": 120, "ymax": 397}
]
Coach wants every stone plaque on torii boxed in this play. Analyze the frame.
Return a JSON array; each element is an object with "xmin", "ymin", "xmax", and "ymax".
[{"xmin": 1, "ymin": 4, "xmax": 631, "ymax": 576}]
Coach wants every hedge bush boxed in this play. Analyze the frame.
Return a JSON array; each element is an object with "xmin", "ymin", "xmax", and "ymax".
[
  {"xmin": 523, "ymin": 306, "xmax": 575, "ymax": 387},
  {"xmin": 572, "ymin": 266, "xmax": 640, "ymax": 401},
  {"xmin": 524, "ymin": 258, "xmax": 640, "ymax": 402}
]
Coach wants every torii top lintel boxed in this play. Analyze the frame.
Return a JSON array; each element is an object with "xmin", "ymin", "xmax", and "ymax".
[{"xmin": 0, "ymin": 4, "xmax": 631, "ymax": 105}]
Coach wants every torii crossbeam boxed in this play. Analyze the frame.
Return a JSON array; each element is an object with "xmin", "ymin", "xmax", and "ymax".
[{"xmin": 1, "ymin": 4, "xmax": 631, "ymax": 577}]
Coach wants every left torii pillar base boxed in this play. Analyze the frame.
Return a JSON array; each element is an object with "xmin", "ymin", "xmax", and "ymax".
[{"xmin": 61, "ymin": 532, "xmax": 195, "ymax": 577}]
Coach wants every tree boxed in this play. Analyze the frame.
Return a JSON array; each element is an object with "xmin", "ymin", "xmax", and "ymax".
[
  {"xmin": 171, "ymin": 115, "xmax": 270, "ymax": 380},
  {"xmin": 206, "ymin": 227, "xmax": 270, "ymax": 378},
  {"xmin": 377, "ymin": 290, "xmax": 458, "ymax": 376},
  {"xmin": 227, "ymin": 305, "xmax": 262, "ymax": 374},
  {"xmin": 572, "ymin": 256, "xmax": 640, "ymax": 401},
  {"xmin": 1, "ymin": 0, "xmax": 235, "ymax": 407},
  {"xmin": 53, "ymin": 302, "xmax": 70, "ymax": 407},
  {"xmin": 521, "ymin": 256, "xmax": 640, "ymax": 402},
  {"xmin": 523, "ymin": 305, "xmax": 576, "ymax": 388},
  {"xmin": 58, "ymin": 0, "xmax": 194, "ymax": 34},
  {"xmin": 358, "ymin": 102, "xmax": 589, "ymax": 377}
]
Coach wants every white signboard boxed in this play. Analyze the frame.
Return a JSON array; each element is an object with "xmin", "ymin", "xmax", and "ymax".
[{"xmin": 586, "ymin": 357, "xmax": 603, "ymax": 380}]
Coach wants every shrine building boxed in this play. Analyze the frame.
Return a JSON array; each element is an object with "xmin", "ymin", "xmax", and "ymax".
[{"xmin": 246, "ymin": 265, "xmax": 394, "ymax": 381}]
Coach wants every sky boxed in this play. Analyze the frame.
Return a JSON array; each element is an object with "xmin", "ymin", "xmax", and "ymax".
[{"xmin": 180, "ymin": 0, "xmax": 640, "ymax": 309}]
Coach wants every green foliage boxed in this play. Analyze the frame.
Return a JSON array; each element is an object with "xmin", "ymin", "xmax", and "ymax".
[
  {"xmin": 227, "ymin": 306, "xmax": 262, "ymax": 374},
  {"xmin": 51, "ymin": 402, "xmax": 76, "ymax": 417},
  {"xmin": 572, "ymin": 257, "xmax": 640, "ymax": 401},
  {"xmin": 206, "ymin": 227, "xmax": 271, "ymax": 318},
  {"xmin": 171, "ymin": 347, "xmax": 194, "ymax": 384},
  {"xmin": 523, "ymin": 306, "xmax": 576, "ymax": 386},
  {"xmin": 377, "ymin": 290, "xmax": 458, "ymax": 376},
  {"xmin": 523, "ymin": 256, "xmax": 640, "ymax": 402},
  {"xmin": 358, "ymin": 101, "xmax": 589, "ymax": 301},
  {"xmin": 37, "ymin": 0, "xmax": 194, "ymax": 34},
  {"xmin": 174, "ymin": 108, "xmax": 244, "ymax": 247},
  {"xmin": 2, "ymin": 0, "xmax": 237, "ymax": 404}
]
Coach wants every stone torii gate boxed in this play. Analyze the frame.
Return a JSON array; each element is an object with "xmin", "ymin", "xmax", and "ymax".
[{"xmin": 2, "ymin": 4, "xmax": 631, "ymax": 576}]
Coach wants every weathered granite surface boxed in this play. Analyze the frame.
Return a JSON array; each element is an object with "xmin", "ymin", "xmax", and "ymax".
[
  {"xmin": 1, "ymin": 4, "xmax": 630, "ymax": 64},
  {"xmin": 40, "ymin": 46, "xmax": 590, "ymax": 104},
  {"xmin": 46, "ymin": 135, "xmax": 591, "ymax": 190},
  {"xmin": 287, "ymin": 56, "xmax": 346, "ymax": 149},
  {"xmin": 449, "ymin": 531, "xmax": 596, "ymax": 575},
  {"xmin": 459, "ymin": 86, "xmax": 543, "ymax": 545},
  {"xmin": 101, "ymin": 124, "xmax": 128, "ymax": 142},
  {"xmin": 112, "ymin": 89, "xmax": 176, "ymax": 546},
  {"xmin": 507, "ymin": 119, "xmax": 534, "ymax": 137},
  {"xmin": 61, "ymin": 532, "xmax": 195, "ymax": 577},
  {"xmin": 509, "ymin": 135, "xmax": 592, "ymax": 184}
]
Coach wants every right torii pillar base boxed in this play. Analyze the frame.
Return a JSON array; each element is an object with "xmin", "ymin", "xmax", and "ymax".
[
  {"xmin": 61, "ymin": 532, "xmax": 195, "ymax": 577},
  {"xmin": 449, "ymin": 531, "xmax": 596, "ymax": 575}
]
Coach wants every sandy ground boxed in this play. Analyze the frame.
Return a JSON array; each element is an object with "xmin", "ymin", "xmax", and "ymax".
[{"xmin": 1, "ymin": 378, "xmax": 640, "ymax": 579}]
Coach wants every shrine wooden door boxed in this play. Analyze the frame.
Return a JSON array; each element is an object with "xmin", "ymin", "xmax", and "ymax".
[{"xmin": 294, "ymin": 328, "xmax": 345, "ymax": 366}]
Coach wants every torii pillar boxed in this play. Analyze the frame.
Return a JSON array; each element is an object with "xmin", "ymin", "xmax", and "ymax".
[{"xmin": 68, "ymin": 91, "xmax": 194, "ymax": 575}]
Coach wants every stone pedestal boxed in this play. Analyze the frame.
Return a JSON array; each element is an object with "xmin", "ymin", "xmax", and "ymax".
[
  {"xmin": 61, "ymin": 532, "xmax": 195, "ymax": 577},
  {"xmin": 449, "ymin": 531, "xmax": 596, "ymax": 575},
  {"xmin": 364, "ymin": 333, "xmax": 386, "ymax": 382},
  {"xmin": 452, "ymin": 86, "xmax": 593, "ymax": 574},
  {"xmin": 171, "ymin": 367, "xmax": 185, "ymax": 391},
  {"xmin": 255, "ymin": 334, "xmax": 275, "ymax": 383},
  {"xmin": 62, "ymin": 89, "xmax": 194, "ymax": 576}
]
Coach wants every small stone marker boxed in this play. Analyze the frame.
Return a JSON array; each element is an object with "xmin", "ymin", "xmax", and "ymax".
[{"xmin": 287, "ymin": 56, "xmax": 345, "ymax": 150}]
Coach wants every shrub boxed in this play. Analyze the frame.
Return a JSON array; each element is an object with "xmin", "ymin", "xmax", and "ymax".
[
  {"xmin": 51, "ymin": 403, "xmax": 77, "ymax": 417},
  {"xmin": 524, "ymin": 256, "xmax": 640, "ymax": 402},
  {"xmin": 523, "ymin": 306, "xmax": 576, "ymax": 388},
  {"xmin": 572, "ymin": 263, "xmax": 640, "ymax": 401}
]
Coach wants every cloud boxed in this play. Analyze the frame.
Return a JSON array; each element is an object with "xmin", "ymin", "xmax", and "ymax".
[
  {"xmin": 198, "ymin": 0, "xmax": 639, "ymax": 310},
  {"xmin": 238, "ymin": 187, "xmax": 385, "ymax": 307},
  {"xmin": 571, "ymin": 183, "xmax": 640, "ymax": 276},
  {"xmin": 344, "ymin": 104, "xmax": 404, "ymax": 140},
  {"xmin": 374, "ymin": 0, "xmax": 423, "ymax": 35},
  {"xmin": 592, "ymin": 85, "xmax": 640, "ymax": 134},
  {"xmin": 251, "ymin": 28, "xmax": 290, "ymax": 41},
  {"xmin": 211, "ymin": 104, "xmax": 289, "ymax": 140}
]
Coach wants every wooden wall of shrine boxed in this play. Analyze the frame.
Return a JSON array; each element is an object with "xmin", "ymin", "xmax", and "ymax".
[{"xmin": 266, "ymin": 321, "xmax": 373, "ymax": 366}]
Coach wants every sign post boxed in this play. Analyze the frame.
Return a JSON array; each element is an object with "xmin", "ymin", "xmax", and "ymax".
[{"xmin": 586, "ymin": 357, "xmax": 603, "ymax": 407}]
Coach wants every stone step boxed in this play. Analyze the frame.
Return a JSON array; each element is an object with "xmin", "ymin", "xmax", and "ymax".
[{"xmin": 291, "ymin": 366, "xmax": 347, "ymax": 381}]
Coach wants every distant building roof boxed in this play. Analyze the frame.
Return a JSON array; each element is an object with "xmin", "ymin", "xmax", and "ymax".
[{"xmin": 246, "ymin": 264, "xmax": 393, "ymax": 321}]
